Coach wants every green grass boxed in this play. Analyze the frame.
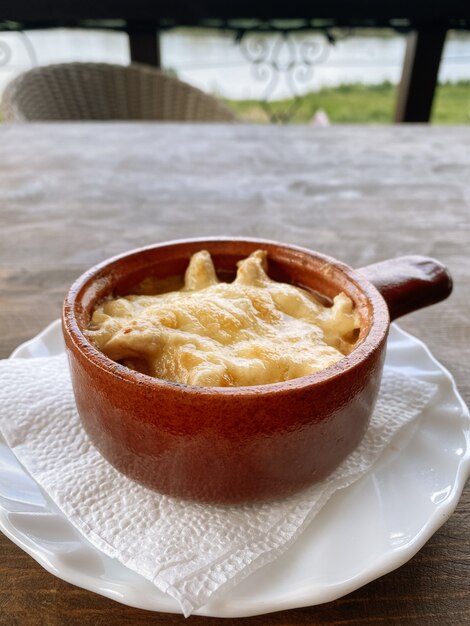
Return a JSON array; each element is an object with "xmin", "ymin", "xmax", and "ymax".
[
  {"xmin": 225, "ymin": 81, "xmax": 470, "ymax": 124},
  {"xmin": 433, "ymin": 81, "xmax": 470, "ymax": 123}
]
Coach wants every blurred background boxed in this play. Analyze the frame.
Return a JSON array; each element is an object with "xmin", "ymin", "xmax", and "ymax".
[{"xmin": 1, "ymin": 17, "xmax": 469, "ymax": 124}]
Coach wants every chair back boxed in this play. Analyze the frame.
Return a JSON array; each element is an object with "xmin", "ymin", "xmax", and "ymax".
[{"xmin": 2, "ymin": 62, "xmax": 237, "ymax": 122}]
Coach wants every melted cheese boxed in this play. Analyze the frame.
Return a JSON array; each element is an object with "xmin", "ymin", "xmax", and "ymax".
[{"xmin": 87, "ymin": 250, "xmax": 360, "ymax": 387}]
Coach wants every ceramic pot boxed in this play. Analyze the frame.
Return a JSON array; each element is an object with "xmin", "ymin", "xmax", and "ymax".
[{"xmin": 63, "ymin": 238, "xmax": 452, "ymax": 504}]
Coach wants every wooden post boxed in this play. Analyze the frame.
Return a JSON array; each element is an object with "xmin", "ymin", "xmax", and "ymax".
[
  {"xmin": 395, "ymin": 27, "xmax": 446, "ymax": 123},
  {"xmin": 127, "ymin": 21, "xmax": 161, "ymax": 67}
]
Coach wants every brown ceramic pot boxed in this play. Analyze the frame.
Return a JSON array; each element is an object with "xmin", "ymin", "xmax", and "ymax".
[{"xmin": 62, "ymin": 238, "xmax": 452, "ymax": 504}]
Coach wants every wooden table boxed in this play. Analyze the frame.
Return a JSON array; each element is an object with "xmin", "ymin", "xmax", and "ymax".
[{"xmin": 0, "ymin": 123, "xmax": 469, "ymax": 625}]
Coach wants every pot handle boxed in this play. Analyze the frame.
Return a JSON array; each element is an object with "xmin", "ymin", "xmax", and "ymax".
[{"xmin": 358, "ymin": 255, "xmax": 453, "ymax": 321}]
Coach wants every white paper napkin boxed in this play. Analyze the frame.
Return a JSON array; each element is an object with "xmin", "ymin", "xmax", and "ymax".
[{"xmin": 0, "ymin": 352, "xmax": 436, "ymax": 616}]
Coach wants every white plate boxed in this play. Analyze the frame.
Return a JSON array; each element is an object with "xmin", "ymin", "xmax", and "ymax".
[{"xmin": 1, "ymin": 320, "xmax": 469, "ymax": 618}]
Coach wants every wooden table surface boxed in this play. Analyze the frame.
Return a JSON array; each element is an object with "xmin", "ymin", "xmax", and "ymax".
[{"xmin": 0, "ymin": 123, "xmax": 469, "ymax": 625}]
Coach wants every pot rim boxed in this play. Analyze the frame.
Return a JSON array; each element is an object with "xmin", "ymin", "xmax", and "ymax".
[{"xmin": 62, "ymin": 237, "xmax": 390, "ymax": 396}]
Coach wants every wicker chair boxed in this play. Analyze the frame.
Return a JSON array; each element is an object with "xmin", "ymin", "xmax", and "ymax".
[{"xmin": 1, "ymin": 62, "xmax": 238, "ymax": 122}]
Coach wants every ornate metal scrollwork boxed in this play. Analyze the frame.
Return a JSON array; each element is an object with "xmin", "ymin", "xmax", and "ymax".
[
  {"xmin": 0, "ymin": 31, "xmax": 37, "ymax": 72},
  {"xmin": 0, "ymin": 40, "xmax": 12, "ymax": 67},
  {"xmin": 236, "ymin": 26, "xmax": 350, "ymax": 123}
]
